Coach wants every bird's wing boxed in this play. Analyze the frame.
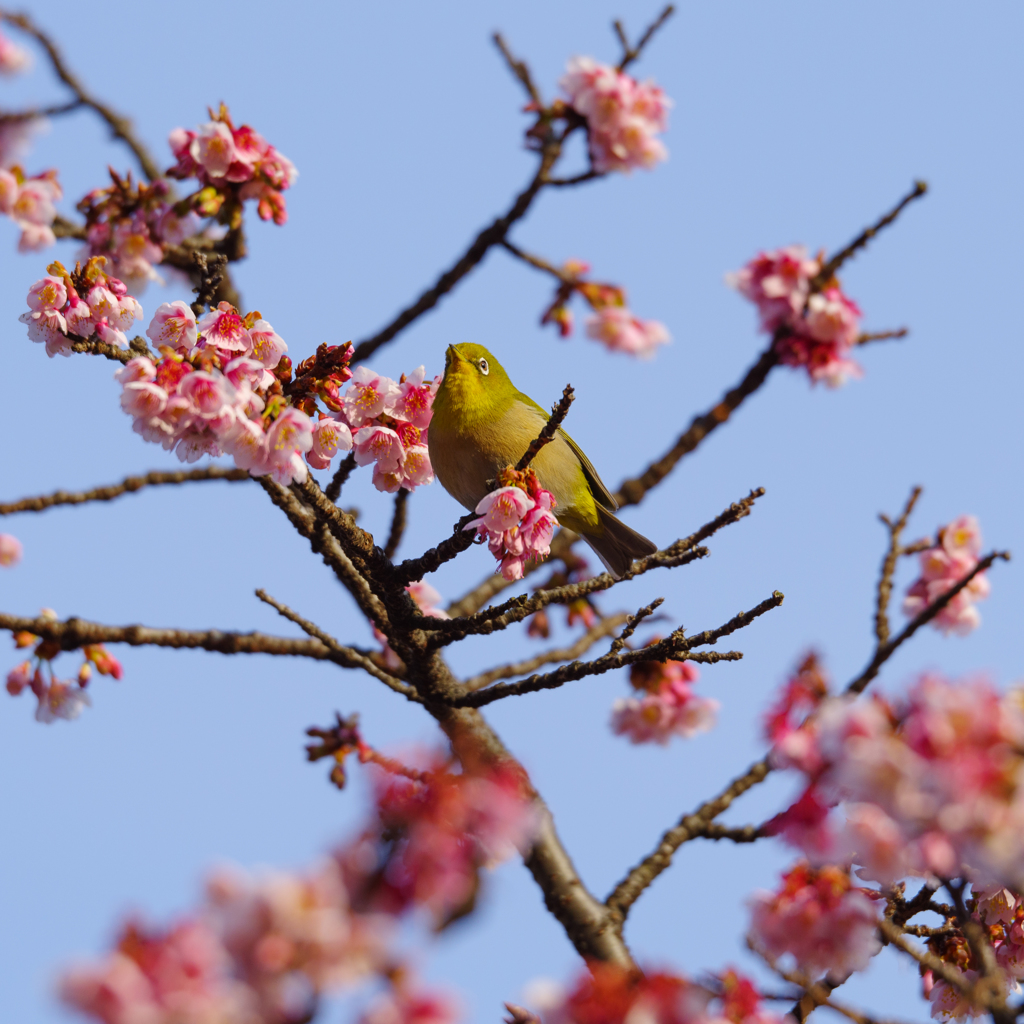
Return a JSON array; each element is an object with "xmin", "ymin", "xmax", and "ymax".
[{"xmin": 516, "ymin": 389, "xmax": 619, "ymax": 511}]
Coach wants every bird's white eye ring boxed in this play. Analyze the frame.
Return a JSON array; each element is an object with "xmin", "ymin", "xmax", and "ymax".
[{"xmin": 478, "ymin": 358, "xmax": 489, "ymax": 375}]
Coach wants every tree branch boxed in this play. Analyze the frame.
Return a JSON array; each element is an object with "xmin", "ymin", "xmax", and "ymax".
[
  {"xmin": 383, "ymin": 488, "xmax": 410, "ymax": 561},
  {"xmin": 0, "ymin": 467, "xmax": 250, "ymax": 516},
  {"xmin": 874, "ymin": 486, "xmax": 922, "ymax": 645},
  {"xmin": 325, "ymin": 452, "xmax": 357, "ymax": 503},
  {"xmin": 1, "ymin": 11, "xmax": 162, "ymax": 181},
  {"xmin": 517, "ymin": 384, "xmax": 575, "ymax": 470},
  {"xmin": 615, "ymin": 5, "xmax": 676, "ymax": 71},
  {"xmin": 492, "ymin": 33, "xmax": 542, "ymax": 106}
]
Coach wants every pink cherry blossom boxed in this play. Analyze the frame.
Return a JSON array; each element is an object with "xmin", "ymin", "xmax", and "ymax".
[
  {"xmin": 354, "ymin": 424, "xmax": 405, "ymax": 476},
  {"xmin": 0, "ymin": 533, "xmax": 23, "ymax": 567},
  {"xmin": 360, "ymin": 984, "xmax": 461, "ymax": 1024},
  {"xmin": 307, "ymin": 416, "xmax": 353, "ymax": 469},
  {"xmin": 390, "ymin": 366, "xmax": 439, "ymax": 428},
  {"xmin": 465, "ymin": 476, "xmax": 557, "ymax": 581},
  {"xmin": 146, "ymin": 300, "xmax": 198, "ymax": 351},
  {"xmin": 20, "ymin": 306, "xmax": 69, "ymax": 356},
  {"xmin": 584, "ymin": 305, "xmax": 670, "ymax": 357},
  {"xmin": 248, "ymin": 319, "xmax": 287, "ymax": 371},
  {"xmin": 0, "ymin": 30, "xmax": 30, "ymax": 75},
  {"xmin": 344, "ymin": 367, "xmax": 400, "ymax": 426},
  {"xmin": 467, "ymin": 486, "xmax": 534, "ymax": 534},
  {"xmin": 559, "ymin": 57, "xmax": 670, "ymax": 174},
  {"xmin": 904, "ymin": 515, "xmax": 990, "ymax": 635},
  {"xmin": 259, "ymin": 408, "xmax": 314, "ymax": 485},
  {"xmin": 407, "ymin": 581, "xmax": 448, "ymax": 620},
  {"xmin": 748, "ymin": 862, "xmax": 881, "ymax": 976},
  {"xmin": 65, "ymin": 291, "xmax": 95, "ymax": 336},
  {"xmin": 26, "ymin": 275, "xmax": 67, "ymax": 311},
  {"xmin": 727, "ymin": 247, "xmax": 820, "ymax": 333},
  {"xmin": 191, "ymin": 121, "xmax": 239, "ymax": 178},
  {"xmin": 611, "ymin": 657, "xmax": 718, "ymax": 746},
  {"xmin": 196, "ymin": 302, "xmax": 252, "ymax": 354}
]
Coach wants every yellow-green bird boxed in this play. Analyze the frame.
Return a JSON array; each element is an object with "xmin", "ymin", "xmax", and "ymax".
[{"xmin": 428, "ymin": 343, "xmax": 657, "ymax": 578}]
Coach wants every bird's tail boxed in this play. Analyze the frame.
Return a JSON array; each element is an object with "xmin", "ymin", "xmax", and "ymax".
[{"xmin": 583, "ymin": 506, "xmax": 659, "ymax": 579}]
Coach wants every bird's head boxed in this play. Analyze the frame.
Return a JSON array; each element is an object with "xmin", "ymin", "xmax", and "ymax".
[{"xmin": 437, "ymin": 343, "xmax": 516, "ymax": 417}]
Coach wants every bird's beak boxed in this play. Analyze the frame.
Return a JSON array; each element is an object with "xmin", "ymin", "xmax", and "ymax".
[{"xmin": 445, "ymin": 345, "xmax": 470, "ymax": 375}]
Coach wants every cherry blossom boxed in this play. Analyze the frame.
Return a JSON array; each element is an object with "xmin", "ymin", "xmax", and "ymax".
[
  {"xmin": 1, "ymin": 167, "xmax": 61, "ymax": 250},
  {"xmin": 559, "ymin": 57, "xmax": 670, "ymax": 173},
  {"xmin": 359, "ymin": 982, "xmax": 461, "ymax": 1024},
  {"xmin": 0, "ymin": 29, "xmax": 30, "ymax": 75},
  {"xmin": 903, "ymin": 514, "xmax": 990, "ymax": 635},
  {"xmin": 748, "ymin": 862, "xmax": 881, "ymax": 977},
  {"xmin": 464, "ymin": 469, "xmax": 557, "ymax": 581},
  {"xmin": 585, "ymin": 305, "xmax": 670, "ymax": 357},
  {"xmin": 0, "ymin": 533, "xmax": 23, "ymax": 567},
  {"xmin": 611, "ymin": 654, "xmax": 719, "ymax": 745},
  {"xmin": 146, "ymin": 300, "xmax": 198, "ymax": 351}
]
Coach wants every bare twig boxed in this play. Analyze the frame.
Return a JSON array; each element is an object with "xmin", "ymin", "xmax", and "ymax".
[
  {"xmin": 847, "ymin": 550, "xmax": 1011, "ymax": 695},
  {"xmin": 1, "ymin": 11, "xmax": 161, "ymax": 180},
  {"xmin": 492, "ymin": 33, "xmax": 542, "ymax": 106},
  {"xmin": 501, "ymin": 239, "xmax": 575, "ymax": 284},
  {"xmin": 384, "ymin": 489, "xmax": 410, "ymax": 561},
  {"xmin": 0, "ymin": 467, "xmax": 249, "ymax": 516},
  {"xmin": 254, "ymin": 589, "xmax": 418, "ymax": 700},
  {"xmin": 517, "ymin": 385, "xmax": 575, "ymax": 471},
  {"xmin": 190, "ymin": 251, "xmax": 228, "ymax": 316},
  {"xmin": 608, "ymin": 598, "xmax": 664, "ymax": 654},
  {"xmin": 605, "ymin": 758, "xmax": 773, "ymax": 925},
  {"xmin": 856, "ymin": 328, "xmax": 908, "ymax": 346},
  {"xmin": 615, "ymin": 5, "xmax": 676, "ymax": 71},
  {"xmin": 325, "ymin": 452, "xmax": 357, "ymax": 503},
  {"xmin": 875, "ymin": 486, "xmax": 923, "ymax": 645},
  {"xmin": 462, "ymin": 613, "xmax": 629, "ymax": 690},
  {"xmin": 0, "ymin": 98, "xmax": 82, "ymax": 123},
  {"xmin": 68, "ymin": 336, "xmax": 137, "ymax": 363},
  {"xmin": 813, "ymin": 181, "xmax": 928, "ymax": 287}
]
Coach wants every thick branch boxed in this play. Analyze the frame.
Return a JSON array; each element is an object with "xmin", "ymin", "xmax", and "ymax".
[
  {"xmin": 0, "ymin": 467, "xmax": 249, "ymax": 516},
  {"xmin": 2, "ymin": 11, "xmax": 161, "ymax": 181}
]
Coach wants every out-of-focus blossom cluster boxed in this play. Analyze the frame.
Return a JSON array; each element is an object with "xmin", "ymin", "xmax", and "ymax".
[
  {"xmin": 6, "ymin": 609, "xmax": 122, "ymax": 723},
  {"xmin": 77, "ymin": 168, "xmax": 201, "ymax": 292},
  {"xmin": 342, "ymin": 751, "xmax": 538, "ymax": 928},
  {"xmin": 517, "ymin": 962, "xmax": 782, "ymax": 1024},
  {"xmin": 20, "ymin": 258, "xmax": 143, "ymax": 356},
  {"xmin": 0, "ymin": 533, "xmax": 22, "ymax": 566},
  {"xmin": 465, "ymin": 466, "xmax": 558, "ymax": 581},
  {"xmin": 0, "ymin": 28, "xmax": 30, "ymax": 74},
  {"xmin": 903, "ymin": 514, "xmax": 990, "ymax": 636},
  {"xmin": 307, "ymin": 364, "xmax": 439, "ymax": 492},
  {"xmin": 558, "ymin": 57, "xmax": 670, "ymax": 174},
  {"xmin": 167, "ymin": 104, "xmax": 298, "ymax": 227},
  {"xmin": 611, "ymin": 648, "xmax": 718, "ymax": 745},
  {"xmin": 0, "ymin": 165, "xmax": 61, "ymax": 250},
  {"xmin": 920, "ymin": 883, "xmax": 1024, "ymax": 1021},
  {"xmin": 728, "ymin": 247, "xmax": 864, "ymax": 387},
  {"xmin": 539, "ymin": 259, "xmax": 670, "ymax": 358},
  {"xmin": 765, "ymin": 666, "xmax": 1024, "ymax": 894},
  {"xmin": 59, "ymin": 740, "xmax": 531, "ymax": 1024},
  {"xmin": 748, "ymin": 862, "xmax": 881, "ymax": 978}
]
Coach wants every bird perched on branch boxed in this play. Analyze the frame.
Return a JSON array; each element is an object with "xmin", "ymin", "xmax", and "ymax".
[{"xmin": 428, "ymin": 343, "xmax": 657, "ymax": 577}]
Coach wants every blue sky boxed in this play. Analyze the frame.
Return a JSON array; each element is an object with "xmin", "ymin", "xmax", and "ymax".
[{"xmin": 1, "ymin": 2, "xmax": 1022, "ymax": 1021}]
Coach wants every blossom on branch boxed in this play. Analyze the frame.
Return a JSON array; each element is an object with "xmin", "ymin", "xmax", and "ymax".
[
  {"xmin": 748, "ymin": 862, "xmax": 881, "ymax": 977},
  {"xmin": 559, "ymin": 57, "xmax": 670, "ymax": 174},
  {"xmin": 464, "ymin": 467, "xmax": 557, "ymax": 581},
  {"xmin": 167, "ymin": 104, "xmax": 298, "ymax": 227},
  {"xmin": 0, "ymin": 533, "xmax": 23, "ymax": 566},
  {"xmin": 0, "ymin": 165, "xmax": 61, "ymax": 250},
  {"xmin": 903, "ymin": 514, "xmax": 990, "ymax": 635},
  {"xmin": 0, "ymin": 29, "xmax": 30, "ymax": 75},
  {"xmin": 728, "ymin": 247, "xmax": 864, "ymax": 386},
  {"xmin": 611, "ymin": 652, "xmax": 718, "ymax": 745}
]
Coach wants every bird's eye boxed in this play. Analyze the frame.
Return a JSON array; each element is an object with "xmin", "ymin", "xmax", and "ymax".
[{"xmin": 477, "ymin": 358, "xmax": 489, "ymax": 375}]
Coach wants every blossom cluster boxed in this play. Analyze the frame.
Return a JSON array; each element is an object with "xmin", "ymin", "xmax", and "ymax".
[
  {"xmin": 465, "ymin": 467, "xmax": 558, "ymax": 581},
  {"xmin": 168, "ymin": 104, "xmax": 298, "ymax": 227},
  {"xmin": 6, "ymin": 610, "xmax": 123, "ymax": 723},
  {"xmin": 0, "ymin": 165, "xmax": 61, "ymax": 250},
  {"xmin": 748, "ymin": 862, "xmax": 881, "ymax": 978},
  {"xmin": 540, "ymin": 260, "xmax": 670, "ymax": 358},
  {"xmin": 611, "ymin": 650, "xmax": 718, "ymax": 745},
  {"xmin": 765, "ymin": 668, "xmax": 1024, "ymax": 894},
  {"xmin": 77, "ymin": 169, "xmax": 201, "ymax": 291},
  {"xmin": 921, "ymin": 883, "xmax": 1024, "ymax": 1020},
  {"xmin": 0, "ymin": 533, "xmax": 22, "ymax": 566},
  {"xmin": 59, "ymin": 745, "xmax": 532, "ymax": 1024},
  {"xmin": 728, "ymin": 247, "xmax": 863, "ymax": 386},
  {"xmin": 518, "ymin": 962, "xmax": 782, "ymax": 1024},
  {"xmin": 20, "ymin": 258, "xmax": 143, "ymax": 357},
  {"xmin": 310, "ymin": 364, "xmax": 439, "ymax": 492},
  {"xmin": 559, "ymin": 57, "xmax": 671, "ymax": 173},
  {"xmin": 903, "ymin": 514, "xmax": 990, "ymax": 635}
]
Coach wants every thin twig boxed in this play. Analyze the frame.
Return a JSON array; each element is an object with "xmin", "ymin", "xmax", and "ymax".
[
  {"xmin": 325, "ymin": 452, "xmax": 357, "ymax": 504},
  {"xmin": 254, "ymin": 589, "xmax": 419, "ymax": 701},
  {"xmin": 384, "ymin": 489, "xmax": 410, "ymax": 561},
  {"xmin": 0, "ymin": 98, "xmax": 83, "ymax": 123},
  {"xmin": 608, "ymin": 598, "xmax": 664, "ymax": 655},
  {"xmin": 1, "ymin": 11, "xmax": 161, "ymax": 180},
  {"xmin": 847, "ymin": 550, "xmax": 1010, "ymax": 695},
  {"xmin": 616, "ymin": 5, "xmax": 676, "ymax": 71},
  {"xmin": 856, "ymin": 328, "xmax": 908, "ymax": 346},
  {"xmin": 875, "ymin": 486, "xmax": 923, "ymax": 645},
  {"xmin": 517, "ymin": 385, "xmax": 575, "ymax": 471},
  {"xmin": 501, "ymin": 239, "xmax": 575, "ymax": 284},
  {"xmin": 813, "ymin": 181, "xmax": 928, "ymax": 287},
  {"xmin": 462, "ymin": 613, "xmax": 630, "ymax": 691},
  {"xmin": 0, "ymin": 467, "xmax": 250, "ymax": 516},
  {"xmin": 492, "ymin": 33, "xmax": 542, "ymax": 105},
  {"xmin": 68, "ymin": 336, "xmax": 137, "ymax": 363}
]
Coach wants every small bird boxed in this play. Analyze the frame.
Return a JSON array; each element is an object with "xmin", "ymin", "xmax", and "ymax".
[{"xmin": 428, "ymin": 343, "xmax": 657, "ymax": 577}]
